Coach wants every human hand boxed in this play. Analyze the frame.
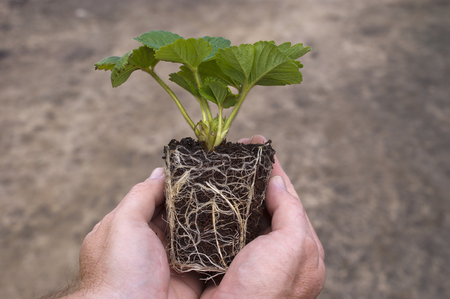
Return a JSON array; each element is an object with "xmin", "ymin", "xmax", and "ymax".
[
  {"xmin": 59, "ymin": 135, "xmax": 324, "ymax": 299},
  {"xmin": 65, "ymin": 167, "xmax": 203, "ymax": 299},
  {"xmin": 200, "ymin": 135, "xmax": 326, "ymax": 299}
]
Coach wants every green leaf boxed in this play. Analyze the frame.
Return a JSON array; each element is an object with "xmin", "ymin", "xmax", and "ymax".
[
  {"xmin": 197, "ymin": 60, "xmax": 241, "ymax": 89},
  {"xmin": 277, "ymin": 42, "xmax": 313, "ymax": 60},
  {"xmin": 215, "ymin": 42, "xmax": 305, "ymax": 87},
  {"xmin": 177, "ymin": 62, "xmax": 241, "ymax": 90},
  {"xmin": 130, "ymin": 46, "xmax": 158, "ymax": 68},
  {"xmin": 169, "ymin": 72, "xmax": 199, "ymax": 97},
  {"xmin": 215, "ymin": 44, "xmax": 255, "ymax": 85},
  {"xmin": 200, "ymin": 36, "xmax": 231, "ymax": 61},
  {"xmin": 176, "ymin": 65, "xmax": 197, "ymax": 84},
  {"xmin": 250, "ymin": 41, "xmax": 303, "ymax": 86},
  {"xmin": 222, "ymin": 94, "xmax": 238, "ymax": 109},
  {"xmin": 199, "ymin": 79, "xmax": 227, "ymax": 105},
  {"xmin": 155, "ymin": 38, "xmax": 212, "ymax": 68},
  {"xmin": 293, "ymin": 60, "xmax": 304, "ymax": 68},
  {"xmin": 111, "ymin": 46, "xmax": 157, "ymax": 87},
  {"xmin": 94, "ymin": 56, "xmax": 121, "ymax": 71},
  {"xmin": 199, "ymin": 79, "xmax": 237, "ymax": 108},
  {"xmin": 134, "ymin": 30, "xmax": 184, "ymax": 50}
]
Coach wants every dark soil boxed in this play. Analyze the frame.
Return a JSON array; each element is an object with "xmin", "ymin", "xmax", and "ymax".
[{"xmin": 163, "ymin": 138, "xmax": 275, "ymax": 273}]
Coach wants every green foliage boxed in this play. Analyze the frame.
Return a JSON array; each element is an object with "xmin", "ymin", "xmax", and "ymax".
[
  {"xmin": 156, "ymin": 38, "xmax": 212, "ymax": 68},
  {"xmin": 134, "ymin": 30, "xmax": 183, "ymax": 50},
  {"xmin": 169, "ymin": 72, "xmax": 199, "ymax": 98},
  {"xmin": 277, "ymin": 42, "xmax": 313, "ymax": 60},
  {"xmin": 94, "ymin": 30, "xmax": 312, "ymax": 150},
  {"xmin": 215, "ymin": 44, "xmax": 254, "ymax": 85},
  {"xmin": 94, "ymin": 56, "xmax": 120, "ymax": 71},
  {"xmin": 111, "ymin": 46, "xmax": 158, "ymax": 87},
  {"xmin": 200, "ymin": 36, "xmax": 232, "ymax": 61},
  {"xmin": 199, "ymin": 78, "xmax": 237, "ymax": 109}
]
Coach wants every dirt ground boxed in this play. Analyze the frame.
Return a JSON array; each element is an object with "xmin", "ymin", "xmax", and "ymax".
[{"xmin": 1, "ymin": 0, "xmax": 449, "ymax": 298}]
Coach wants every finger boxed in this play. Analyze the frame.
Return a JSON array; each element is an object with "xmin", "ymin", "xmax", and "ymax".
[
  {"xmin": 169, "ymin": 269, "xmax": 204, "ymax": 298},
  {"xmin": 270, "ymin": 155, "xmax": 299, "ymax": 198},
  {"xmin": 238, "ymin": 134, "xmax": 268, "ymax": 144},
  {"xmin": 238, "ymin": 137, "xmax": 250, "ymax": 144},
  {"xmin": 266, "ymin": 176, "xmax": 311, "ymax": 237},
  {"xmin": 239, "ymin": 136, "xmax": 323, "ymax": 256},
  {"xmin": 270, "ymin": 159, "xmax": 324, "ymax": 260},
  {"xmin": 263, "ymin": 226, "xmax": 272, "ymax": 235},
  {"xmin": 152, "ymin": 204, "xmax": 164, "ymax": 222},
  {"xmin": 259, "ymin": 208, "xmax": 272, "ymax": 235},
  {"xmin": 202, "ymin": 283, "xmax": 219, "ymax": 298},
  {"xmin": 267, "ymin": 176, "xmax": 325, "ymax": 262},
  {"xmin": 151, "ymin": 207, "xmax": 167, "ymax": 233},
  {"xmin": 148, "ymin": 221, "xmax": 166, "ymax": 244},
  {"xmin": 116, "ymin": 167, "xmax": 166, "ymax": 223},
  {"xmin": 239, "ymin": 136, "xmax": 298, "ymax": 198}
]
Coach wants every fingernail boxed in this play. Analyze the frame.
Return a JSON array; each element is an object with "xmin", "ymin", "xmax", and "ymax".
[
  {"xmin": 272, "ymin": 175, "xmax": 287, "ymax": 190},
  {"xmin": 238, "ymin": 137, "xmax": 250, "ymax": 143},
  {"xmin": 149, "ymin": 167, "xmax": 165, "ymax": 179}
]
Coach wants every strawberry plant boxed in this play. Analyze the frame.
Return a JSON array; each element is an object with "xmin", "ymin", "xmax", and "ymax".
[
  {"xmin": 95, "ymin": 30, "xmax": 312, "ymax": 278},
  {"xmin": 95, "ymin": 30, "xmax": 312, "ymax": 150}
]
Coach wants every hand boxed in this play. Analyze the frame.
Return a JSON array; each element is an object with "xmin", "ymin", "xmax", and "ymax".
[
  {"xmin": 61, "ymin": 135, "xmax": 324, "ymax": 299},
  {"xmin": 66, "ymin": 167, "xmax": 203, "ymax": 299},
  {"xmin": 200, "ymin": 135, "xmax": 326, "ymax": 299}
]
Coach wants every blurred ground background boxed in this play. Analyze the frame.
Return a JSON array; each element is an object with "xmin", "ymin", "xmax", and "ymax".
[{"xmin": 1, "ymin": 0, "xmax": 449, "ymax": 298}]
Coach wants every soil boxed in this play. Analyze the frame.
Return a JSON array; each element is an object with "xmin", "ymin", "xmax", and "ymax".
[
  {"xmin": 1, "ymin": 1, "xmax": 450, "ymax": 298},
  {"xmin": 164, "ymin": 138, "xmax": 275, "ymax": 274}
]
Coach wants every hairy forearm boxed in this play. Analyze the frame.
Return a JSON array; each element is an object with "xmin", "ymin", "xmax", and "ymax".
[{"xmin": 37, "ymin": 274, "xmax": 81, "ymax": 299}]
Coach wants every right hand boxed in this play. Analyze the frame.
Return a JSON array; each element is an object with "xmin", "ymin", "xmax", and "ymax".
[{"xmin": 200, "ymin": 135, "xmax": 326, "ymax": 299}]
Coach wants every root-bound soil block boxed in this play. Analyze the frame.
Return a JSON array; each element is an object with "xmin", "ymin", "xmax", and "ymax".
[{"xmin": 163, "ymin": 137, "xmax": 275, "ymax": 277}]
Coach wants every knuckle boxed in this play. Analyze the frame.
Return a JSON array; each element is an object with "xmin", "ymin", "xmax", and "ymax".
[
  {"xmin": 307, "ymin": 275, "xmax": 326, "ymax": 298},
  {"xmin": 312, "ymin": 263, "xmax": 326, "ymax": 295},
  {"xmin": 306, "ymin": 243, "xmax": 326, "ymax": 294},
  {"xmin": 304, "ymin": 234, "xmax": 319, "ymax": 255},
  {"xmin": 295, "ymin": 256, "xmax": 326, "ymax": 298},
  {"xmin": 98, "ymin": 211, "xmax": 117, "ymax": 228}
]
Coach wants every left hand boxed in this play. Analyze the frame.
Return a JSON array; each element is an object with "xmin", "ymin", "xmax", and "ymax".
[{"xmin": 66, "ymin": 167, "xmax": 203, "ymax": 299}]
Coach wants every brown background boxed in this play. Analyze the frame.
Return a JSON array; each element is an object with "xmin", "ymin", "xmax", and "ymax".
[{"xmin": 1, "ymin": 0, "xmax": 449, "ymax": 298}]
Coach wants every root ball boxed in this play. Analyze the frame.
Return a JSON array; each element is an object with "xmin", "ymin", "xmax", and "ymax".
[{"xmin": 163, "ymin": 138, "xmax": 275, "ymax": 278}]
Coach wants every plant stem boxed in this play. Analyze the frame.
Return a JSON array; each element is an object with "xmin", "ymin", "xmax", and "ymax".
[
  {"xmin": 192, "ymin": 67, "xmax": 213, "ymax": 122},
  {"xmin": 222, "ymin": 84, "xmax": 251, "ymax": 133},
  {"xmin": 198, "ymin": 97, "xmax": 208, "ymax": 124},
  {"xmin": 213, "ymin": 107, "xmax": 224, "ymax": 148},
  {"xmin": 144, "ymin": 68, "xmax": 196, "ymax": 130}
]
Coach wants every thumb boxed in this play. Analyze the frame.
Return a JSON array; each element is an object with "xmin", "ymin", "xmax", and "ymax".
[
  {"xmin": 266, "ymin": 175, "xmax": 310, "ymax": 235},
  {"xmin": 116, "ymin": 167, "xmax": 166, "ymax": 223}
]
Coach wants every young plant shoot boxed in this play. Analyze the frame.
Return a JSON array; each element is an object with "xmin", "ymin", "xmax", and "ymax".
[
  {"xmin": 95, "ymin": 30, "xmax": 312, "ymax": 277},
  {"xmin": 95, "ymin": 30, "xmax": 312, "ymax": 150}
]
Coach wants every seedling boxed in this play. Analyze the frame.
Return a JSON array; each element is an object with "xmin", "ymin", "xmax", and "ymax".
[
  {"xmin": 95, "ymin": 30, "xmax": 312, "ymax": 150},
  {"xmin": 94, "ymin": 30, "xmax": 312, "ymax": 278}
]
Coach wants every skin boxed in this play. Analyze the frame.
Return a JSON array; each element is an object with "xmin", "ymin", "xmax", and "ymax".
[{"xmin": 59, "ymin": 135, "xmax": 325, "ymax": 299}]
